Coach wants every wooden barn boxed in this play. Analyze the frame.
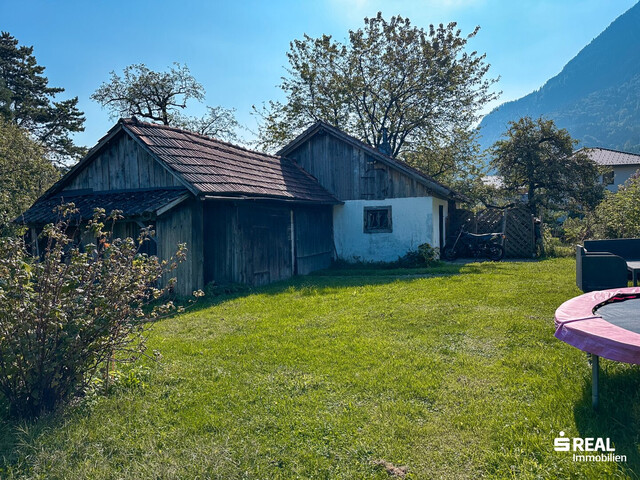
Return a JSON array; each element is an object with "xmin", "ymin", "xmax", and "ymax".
[
  {"xmin": 278, "ymin": 121, "xmax": 461, "ymax": 263},
  {"xmin": 21, "ymin": 118, "xmax": 339, "ymax": 295},
  {"xmin": 22, "ymin": 118, "xmax": 460, "ymax": 294}
]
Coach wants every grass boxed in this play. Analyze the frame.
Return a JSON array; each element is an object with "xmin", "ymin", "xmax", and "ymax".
[{"xmin": 1, "ymin": 258, "xmax": 640, "ymax": 478}]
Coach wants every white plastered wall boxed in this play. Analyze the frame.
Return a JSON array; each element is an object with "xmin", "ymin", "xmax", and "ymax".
[
  {"xmin": 605, "ymin": 165, "xmax": 640, "ymax": 192},
  {"xmin": 333, "ymin": 196, "xmax": 445, "ymax": 262}
]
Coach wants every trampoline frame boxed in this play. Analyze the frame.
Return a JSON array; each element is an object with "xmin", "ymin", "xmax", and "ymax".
[{"xmin": 555, "ymin": 287, "xmax": 640, "ymax": 408}]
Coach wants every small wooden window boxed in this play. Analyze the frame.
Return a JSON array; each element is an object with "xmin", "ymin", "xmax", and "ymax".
[
  {"xmin": 603, "ymin": 171, "xmax": 614, "ymax": 186},
  {"xmin": 364, "ymin": 206, "xmax": 392, "ymax": 233}
]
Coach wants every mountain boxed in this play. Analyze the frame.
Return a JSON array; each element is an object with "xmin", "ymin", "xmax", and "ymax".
[{"xmin": 478, "ymin": 2, "xmax": 640, "ymax": 154}]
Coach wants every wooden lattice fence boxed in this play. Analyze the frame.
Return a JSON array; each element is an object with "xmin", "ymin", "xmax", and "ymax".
[
  {"xmin": 503, "ymin": 206, "xmax": 536, "ymax": 258},
  {"xmin": 448, "ymin": 206, "xmax": 535, "ymax": 258}
]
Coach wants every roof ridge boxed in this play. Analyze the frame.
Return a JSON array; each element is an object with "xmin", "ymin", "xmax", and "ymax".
[
  {"xmin": 587, "ymin": 146, "xmax": 640, "ymax": 156},
  {"xmin": 120, "ymin": 117, "xmax": 282, "ymax": 160}
]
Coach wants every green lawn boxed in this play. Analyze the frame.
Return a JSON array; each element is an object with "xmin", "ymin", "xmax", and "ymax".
[{"xmin": 1, "ymin": 258, "xmax": 640, "ymax": 479}]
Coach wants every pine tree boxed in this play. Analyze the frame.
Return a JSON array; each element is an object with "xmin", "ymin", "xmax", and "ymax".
[{"xmin": 0, "ymin": 32, "xmax": 85, "ymax": 163}]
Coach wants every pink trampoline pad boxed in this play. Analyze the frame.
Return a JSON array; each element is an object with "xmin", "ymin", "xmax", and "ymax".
[{"xmin": 555, "ymin": 287, "xmax": 640, "ymax": 364}]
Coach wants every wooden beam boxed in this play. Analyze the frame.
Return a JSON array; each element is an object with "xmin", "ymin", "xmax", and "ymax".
[{"xmin": 155, "ymin": 193, "xmax": 191, "ymax": 216}]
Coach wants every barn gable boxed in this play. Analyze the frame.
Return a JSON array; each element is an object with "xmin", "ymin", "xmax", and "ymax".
[
  {"xmin": 42, "ymin": 118, "xmax": 340, "ymax": 205},
  {"xmin": 46, "ymin": 124, "xmax": 192, "ymax": 197},
  {"xmin": 278, "ymin": 121, "xmax": 460, "ymax": 202}
]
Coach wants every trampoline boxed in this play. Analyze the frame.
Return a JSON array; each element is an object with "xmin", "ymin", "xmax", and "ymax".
[{"xmin": 555, "ymin": 287, "xmax": 640, "ymax": 408}]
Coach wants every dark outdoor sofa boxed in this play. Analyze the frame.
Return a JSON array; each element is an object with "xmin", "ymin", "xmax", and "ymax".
[{"xmin": 576, "ymin": 238, "xmax": 640, "ymax": 292}]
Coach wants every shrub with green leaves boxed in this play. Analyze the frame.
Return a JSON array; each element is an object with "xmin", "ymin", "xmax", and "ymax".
[
  {"xmin": 418, "ymin": 243, "xmax": 440, "ymax": 265},
  {"xmin": 0, "ymin": 206, "xmax": 196, "ymax": 418},
  {"xmin": 540, "ymin": 225, "xmax": 574, "ymax": 257},
  {"xmin": 591, "ymin": 171, "xmax": 640, "ymax": 239},
  {"xmin": 562, "ymin": 171, "xmax": 640, "ymax": 242},
  {"xmin": 395, "ymin": 243, "xmax": 441, "ymax": 267},
  {"xmin": 561, "ymin": 216, "xmax": 591, "ymax": 245}
]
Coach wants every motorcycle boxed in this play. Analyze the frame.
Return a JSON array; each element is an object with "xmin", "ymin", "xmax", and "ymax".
[{"xmin": 442, "ymin": 227, "xmax": 505, "ymax": 261}]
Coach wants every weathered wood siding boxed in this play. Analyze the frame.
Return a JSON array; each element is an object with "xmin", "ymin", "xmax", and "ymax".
[
  {"xmin": 156, "ymin": 198, "xmax": 203, "ymax": 296},
  {"xmin": 203, "ymin": 201, "xmax": 333, "ymax": 285},
  {"xmin": 294, "ymin": 206, "xmax": 333, "ymax": 275},
  {"xmin": 240, "ymin": 204, "xmax": 291, "ymax": 286},
  {"xmin": 203, "ymin": 201, "xmax": 292, "ymax": 286},
  {"xmin": 286, "ymin": 133, "xmax": 432, "ymax": 201},
  {"xmin": 64, "ymin": 132, "xmax": 182, "ymax": 192},
  {"xmin": 112, "ymin": 221, "xmax": 158, "ymax": 256}
]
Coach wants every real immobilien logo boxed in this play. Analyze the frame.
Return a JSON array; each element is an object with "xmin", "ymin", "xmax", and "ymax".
[{"xmin": 554, "ymin": 431, "xmax": 627, "ymax": 462}]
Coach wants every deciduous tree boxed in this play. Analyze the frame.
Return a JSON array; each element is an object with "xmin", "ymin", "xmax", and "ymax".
[
  {"xmin": 174, "ymin": 106, "xmax": 240, "ymax": 142},
  {"xmin": 254, "ymin": 13, "xmax": 498, "ymax": 182},
  {"xmin": 0, "ymin": 119, "xmax": 59, "ymax": 231},
  {"xmin": 91, "ymin": 63, "xmax": 204, "ymax": 126},
  {"xmin": 491, "ymin": 117, "xmax": 603, "ymax": 216},
  {"xmin": 92, "ymin": 64, "xmax": 241, "ymax": 142}
]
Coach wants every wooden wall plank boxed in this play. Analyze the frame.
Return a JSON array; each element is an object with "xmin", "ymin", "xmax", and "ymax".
[
  {"xmin": 203, "ymin": 201, "xmax": 301, "ymax": 287},
  {"xmin": 286, "ymin": 134, "xmax": 434, "ymax": 201},
  {"xmin": 137, "ymin": 143, "xmax": 151, "ymax": 187},
  {"xmin": 156, "ymin": 199, "xmax": 204, "ymax": 296},
  {"xmin": 63, "ymin": 132, "xmax": 182, "ymax": 192},
  {"xmin": 294, "ymin": 205, "xmax": 333, "ymax": 275}
]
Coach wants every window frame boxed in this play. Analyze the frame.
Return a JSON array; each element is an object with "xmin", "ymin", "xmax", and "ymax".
[
  {"xmin": 363, "ymin": 205, "xmax": 393, "ymax": 234},
  {"xmin": 602, "ymin": 170, "xmax": 615, "ymax": 186}
]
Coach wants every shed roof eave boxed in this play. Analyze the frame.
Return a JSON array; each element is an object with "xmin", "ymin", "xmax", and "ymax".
[{"xmin": 201, "ymin": 194, "xmax": 343, "ymax": 205}]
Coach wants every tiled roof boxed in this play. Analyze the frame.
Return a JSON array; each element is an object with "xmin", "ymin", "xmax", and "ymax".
[
  {"xmin": 121, "ymin": 118, "xmax": 339, "ymax": 204},
  {"xmin": 582, "ymin": 147, "xmax": 640, "ymax": 166},
  {"xmin": 277, "ymin": 121, "xmax": 463, "ymax": 201},
  {"xmin": 18, "ymin": 188, "xmax": 189, "ymax": 225}
]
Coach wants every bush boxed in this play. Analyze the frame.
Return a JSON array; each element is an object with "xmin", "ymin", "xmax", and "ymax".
[
  {"xmin": 396, "ymin": 250, "xmax": 424, "ymax": 268},
  {"xmin": 560, "ymin": 172, "xmax": 640, "ymax": 242},
  {"xmin": 397, "ymin": 243, "xmax": 440, "ymax": 267},
  {"xmin": 562, "ymin": 216, "xmax": 591, "ymax": 245},
  {"xmin": 0, "ymin": 206, "xmax": 200, "ymax": 418},
  {"xmin": 418, "ymin": 243, "xmax": 440, "ymax": 266},
  {"xmin": 333, "ymin": 244, "xmax": 442, "ymax": 270},
  {"xmin": 541, "ymin": 225, "xmax": 574, "ymax": 258},
  {"xmin": 590, "ymin": 172, "xmax": 640, "ymax": 239}
]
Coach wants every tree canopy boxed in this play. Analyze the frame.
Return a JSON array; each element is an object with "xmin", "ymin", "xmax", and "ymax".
[
  {"xmin": 254, "ymin": 13, "xmax": 497, "ymax": 182},
  {"xmin": 91, "ymin": 63, "xmax": 204, "ymax": 125},
  {"xmin": 0, "ymin": 32, "xmax": 85, "ymax": 163},
  {"xmin": 174, "ymin": 106, "xmax": 241, "ymax": 143},
  {"xmin": 92, "ymin": 64, "xmax": 240, "ymax": 142},
  {"xmin": 491, "ymin": 117, "xmax": 603, "ymax": 216},
  {"xmin": 0, "ymin": 118, "xmax": 59, "ymax": 231}
]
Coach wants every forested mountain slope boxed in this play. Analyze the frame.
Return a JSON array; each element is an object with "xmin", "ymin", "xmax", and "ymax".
[{"xmin": 479, "ymin": 2, "xmax": 640, "ymax": 153}]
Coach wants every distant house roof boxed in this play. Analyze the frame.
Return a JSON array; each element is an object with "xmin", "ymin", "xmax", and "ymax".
[
  {"xmin": 19, "ymin": 188, "xmax": 190, "ymax": 225},
  {"xmin": 45, "ymin": 118, "xmax": 340, "ymax": 205},
  {"xmin": 277, "ymin": 121, "xmax": 463, "ymax": 201},
  {"xmin": 580, "ymin": 147, "xmax": 640, "ymax": 166}
]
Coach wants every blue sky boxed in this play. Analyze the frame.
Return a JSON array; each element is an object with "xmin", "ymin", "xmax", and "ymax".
[{"xmin": 1, "ymin": 0, "xmax": 637, "ymax": 148}]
